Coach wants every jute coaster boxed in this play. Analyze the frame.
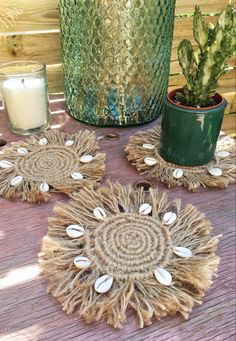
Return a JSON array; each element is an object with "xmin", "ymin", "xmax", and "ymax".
[
  {"xmin": 39, "ymin": 182, "xmax": 220, "ymax": 328},
  {"xmin": 125, "ymin": 127, "xmax": 235, "ymax": 191},
  {"xmin": 0, "ymin": 130, "xmax": 105, "ymax": 202}
]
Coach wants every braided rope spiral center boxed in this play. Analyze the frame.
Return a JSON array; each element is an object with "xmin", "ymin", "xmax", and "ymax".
[
  {"xmin": 85, "ymin": 213, "xmax": 172, "ymax": 279},
  {"xmin": 15, "ymin": 146, "xmax": 78, "ymax": 181}
]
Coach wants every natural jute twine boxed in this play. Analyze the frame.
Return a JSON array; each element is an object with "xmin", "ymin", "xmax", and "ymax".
[
  {"xmin": 0, "ymin": 130, "xmax": 105, "ymax": 202},
  {"xmin": 125, "ymin": 126, "xmax": 235, "ymax": 191},
  {"xmin": 39, "ymin": 182, "xmax": 220, "ymax": 328}
]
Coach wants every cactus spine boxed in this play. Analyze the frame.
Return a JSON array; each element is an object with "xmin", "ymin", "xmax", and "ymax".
[{"xmin": 177, "ymin": 5, "xmax": 236, "ymax": 107}]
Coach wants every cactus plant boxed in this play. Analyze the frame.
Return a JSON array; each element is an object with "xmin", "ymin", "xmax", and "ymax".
[{"xmin": 176, "ymin": 5, "xmax": 236, "ymax": 107}]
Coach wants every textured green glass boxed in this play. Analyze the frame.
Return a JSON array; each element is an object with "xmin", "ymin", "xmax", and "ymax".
[{"xmin": 59, "ymin": 0, "xmax": 176, "ymax": 126}]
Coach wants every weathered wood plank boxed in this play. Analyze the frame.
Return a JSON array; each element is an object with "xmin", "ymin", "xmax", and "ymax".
[
  {"xmin": 46, "ymin": 64, "xmax": 63, "ymax": 93},
  {"xmin": 0, "ymin": 97, "xmax": 235, "ymax": 340},
  {"xmin": 0, "ymin": 0, "xmax": 59, "ymax": 33},
  {"xmin": 0, "ymin": 0, "xmax": 229, "ymax": 34},
  {"xmin": 221, "ymin": 113, "xmax": 236, "ymax": 136},
  {"xmin": 0, "ymin": 7, "xmax": 234, "ymax": 99},
  {"xmin": 223, "ymin": 94, "xmax": 236, "ymax": 116},
  {"xmin": 0, "ymin": 33, "xmax": 61, "ymax": 65},
  {"xmin": 168, "ymin": 68, "xmax": 236, "ymax": 93},
  {"xmin": 174, "ymin": 0, "xmax": 230, "ymax": 15},
  {"xmin": 46, "ymin": 63, "xmax": 236, "ymax": 100},
  {"xmin": 0, "ymin": 0, "xmax": 228, "ymax": 32},
  {"xmin": 0, "ymin": 31, "xmax": 234, "ymax": 76}
]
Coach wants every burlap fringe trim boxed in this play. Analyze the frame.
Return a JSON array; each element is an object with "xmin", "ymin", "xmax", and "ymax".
[
  {"xmin": 0, "ymin": 130, "xmax": 105, "ymax": 202},
  {"xmin": 39, "ymin": 182, "xmax": 220, "ymax": 328},
  {"xmin": 125, "ymin": 127, "xmax": 236, "ymax": 191}
]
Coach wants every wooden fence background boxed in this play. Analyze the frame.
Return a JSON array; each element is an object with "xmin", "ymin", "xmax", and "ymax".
[{"xmin": 0, "ymin": 0, "xmax": 235, "ymax": 113}]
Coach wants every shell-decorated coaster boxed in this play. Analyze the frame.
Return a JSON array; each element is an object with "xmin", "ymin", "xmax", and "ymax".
[
  {"xmin": 39, "ymin": 182, "xmax": 220, "ymax": 328},
  {"xmin": 125, "ymin": 126, "xmax": 235, "ymax": 191},
  {"xmin": 0, "ymin": 130, "xmax": 105, "ymax": 202}
]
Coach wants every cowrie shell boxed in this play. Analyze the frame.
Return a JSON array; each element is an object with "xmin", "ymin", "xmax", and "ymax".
[
  {"xmin": 173, "ymin": 246, "xmax": 192, "ymax": 258},
  {"xmin": 39, "ymin": 182, "xmax": 49, "ymax": 193},
  {"xmin": 162, "ymin": 211, "xmax": 177, "ymax": 225},
  {"xmin": 208, "ymin": 167, "xmax": 222, "ymax": 177},
  {"xmin": 139, "ymin": 203, "xmax": 152, "ymax": 215},
  {"xmin": 144, "ymin": 157, "xmax": 157, "ymax": 166},
  {"xmin": 39, "ymin": 137, "xmax": 48, "ymax": 145},
  {"xmin": 93, "ymin": 207, "xmax": 106, "ymax": 220},
  {"xmin": 17, "ymin": 147, "xmax": 28, "ymax": 156},
  {"xmin": 74, "ymin": 256, "xmax": 91, "ymax": 269},
  {"xmin": 94, "ymin": 275, "xmax": 113, "ymax": 294},
  {"xmin": 216, "ymin": 151, "xmax": 230, "ymax": 158},
  {"xmin": 142, "ymin": 143, "xmax": 155, "ymax": 150},
  {"xmin": 66, "ymin": 224, "xmax": 85, "ymax": 238},
  {"xmin": 10, "ymin": 175, "xmax": 23, "ymax": 187},
  {"xmin": 154, "ymin": 267, "xmax": 172, "ymax": 286},
  {"xmin": 65, "ymin": 140, "xmax": 74, "ymax": 147},
  {"xmin": 79, "ymin": 155, "xmax": 93, "ymax": 163},
  {"xmin": 0, "ymin": 160, "xmax": 13, "ymax": 169},
  {"xmin": 173, "ymin": 168, "xmax": 183, "ymax": 179},
  {"xmin": 71, "ymin": 172, "xmax": 83, "ymax": 180}
]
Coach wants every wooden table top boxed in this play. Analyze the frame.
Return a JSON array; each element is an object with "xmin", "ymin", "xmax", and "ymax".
[{"xmin": 0, "ymin": 96, "xmax": 235, "ymax": 341}]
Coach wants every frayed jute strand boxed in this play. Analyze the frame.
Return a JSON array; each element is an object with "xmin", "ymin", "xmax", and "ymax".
[
  {"xmin": 0, "ymin": 130, "xmax": 105, "ymax": 202},
  {"xmin": 39, "ymin": 182, "xmax": 220, "ymax": 328},
  {"xmin": 125, "ymin": 126, "xmax": 235, "ymax": 191}
]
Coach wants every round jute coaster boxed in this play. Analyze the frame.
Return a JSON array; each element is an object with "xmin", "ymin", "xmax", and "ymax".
[
  {"xmin": 39, "ymin": 182, "xmax": 220, "ymax": 328},
  {"xmin": 125, "ymin": 127, "xmax": 235, "ymax": 191},
  {"xmin": 0, "ymin": 130, "xmax": 105, "ymax": 202}
]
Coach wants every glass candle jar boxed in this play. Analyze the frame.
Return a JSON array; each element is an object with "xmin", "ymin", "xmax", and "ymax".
[{"xmin": 0, "ymin": 61, "xmax": 50, "ymax": 135}]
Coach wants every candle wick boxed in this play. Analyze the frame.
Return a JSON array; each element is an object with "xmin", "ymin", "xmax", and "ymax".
[{"xmin": 21, "ymin": 79, "xmax": 25, "ymax": 87}]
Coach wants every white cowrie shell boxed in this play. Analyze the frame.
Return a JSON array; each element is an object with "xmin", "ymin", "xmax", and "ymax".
[
  {"xmin": 39, "ymin": 137, "xmax": 48, "ymax": 145},
  {"xmin": 71, "ymin": 172, "xmax": 83, "ymax": 180},
  {"xmin": 154, "ymin": 267, "xmax": 172, "ymax": 286},
  {"xmin": 79, "ymin": 155, "xmax": 93, "ymax": 163},
  {"xmin": 0, "ymin": 160, "xmax": 13, "ymax": 169},
  {"xmin": 139, "ymin": 203, "xmax": 152, "ymax": 215},
  {"xmin": 162, "ymin": 211, "xmax": 177, "ymax": 225},
  {"xmin": 93, "ymin": 207, "xmax": 106, "ymax": 220},
  {"xmin": 94, "ymin": 275, "xmax": 113, "ymax": 294},
  {"xmin": 173, "ymin": 246, "xmax": 192, "ymax": 258},
  {"xmin": 65, "ymin": 140, "xmax": 74, "ymax": 147},
  {"xmin": 74, "ymin": 256, "xmax": 91, "ymax": 269},
  {"xmin": 66, "ymin": 224, "xmax": 85, "ymax": 238},
  {"xmin": 173, "ymin": 168, "xmax": 183, "ymax": 179},
  {"xmin": 208, "ymin": 167, "xmax": 222, "ymax": 177},
  {"xmin": 10, "ymin": 175, "xmax": 23, "ymax": 187},
  {"xmin": 17, "ymin": 147, "xmax": 28, "ymax": 156},
  {"xmin": 142, "ymin": 143, "xmax": 155, "ymax": 150},
  {"xmin": 39, "ymin": 182, "xmax": 49, "ymax": 193},
  {"xmin": 144, "ymin": 157, "xmax": 157, "ymax": 166},
  {"xmin": 216, "ymin": 151, "xmax": 230, "ymax": 158}
]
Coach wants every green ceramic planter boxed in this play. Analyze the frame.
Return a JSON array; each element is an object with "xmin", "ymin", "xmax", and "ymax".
[{"xmin": 159, "ymin": 89, "xmax": 227, "ymax": 166}]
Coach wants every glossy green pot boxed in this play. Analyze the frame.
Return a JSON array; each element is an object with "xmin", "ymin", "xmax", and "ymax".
[{"xmin": 159, "ymin": 89, "xmax": 227, "ymax": 166}]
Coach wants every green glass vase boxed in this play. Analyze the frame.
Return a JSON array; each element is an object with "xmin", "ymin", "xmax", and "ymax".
[
  {"xmin": 59, "ymin": 0, "xmax": 175, "ymax": 126},
  {"xmin": 59, "ymin": 0, "xmax": 176, "ymax": 126}
]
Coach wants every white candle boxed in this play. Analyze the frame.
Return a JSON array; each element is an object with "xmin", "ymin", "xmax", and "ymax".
[{"xmin": 1, "ymin": 77, "xmax": 48, "ymax": 130}]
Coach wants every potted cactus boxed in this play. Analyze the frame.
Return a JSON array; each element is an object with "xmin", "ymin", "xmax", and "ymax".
[{"xmin": 159, "ymin": 5, "xmax": 236, "ymax": 166}]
